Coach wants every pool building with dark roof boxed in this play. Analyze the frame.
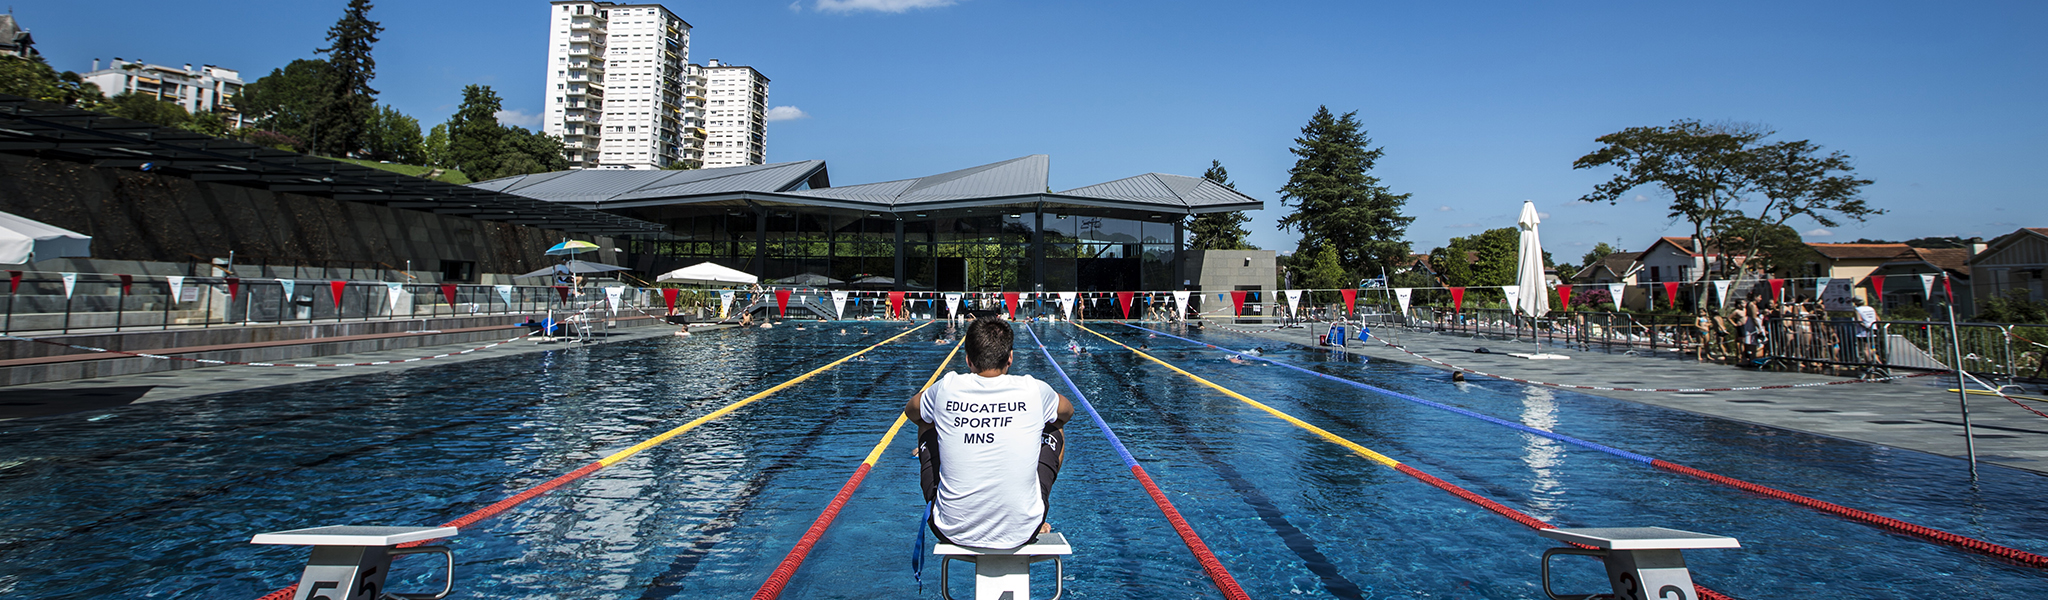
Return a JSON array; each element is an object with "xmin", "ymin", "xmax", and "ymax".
[{"xmin": 472, "ymin": 155, "xmax": 1264, "ymax": 292}]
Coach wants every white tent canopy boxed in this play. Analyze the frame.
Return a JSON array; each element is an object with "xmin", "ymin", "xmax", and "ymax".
[
  {"xmin": 656, "ymin": 261, "xmax": 759, "ymax": 286},
  {"xmin": 0, "ymin": 210, "xmax": 91, "ymax": 265}
]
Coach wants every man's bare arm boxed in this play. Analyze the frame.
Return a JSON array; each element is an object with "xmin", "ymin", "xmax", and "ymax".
[
  {"xmin": 1053, "ymin": 393, "xmax": 1074, "ymax": 427},
  {"xmin": 905, "ymin": 391, "xmax": 930, "ymax": 431}
]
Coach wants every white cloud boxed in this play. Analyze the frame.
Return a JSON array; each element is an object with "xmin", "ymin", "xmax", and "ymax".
[
  {"xmin": 1445, "ymin": 222, "xmax": 1480, "ymax": 229},
  {"xmin": 1805, "ymin": 228, "xmax": 1834, "ymax": 237},
  {"xmin": 494, "ymin": 109, "xmax": 542, "ymax": 129},
  {"xmin": 1437, "ymin": 205, "xmax": 1454, "ymax": 212},
  {"xmin": 1631, "ymin": 194, "xmax": 1650, "ymax": 202},
  {"xmin": 1537, "ymin": 212, "xmax": 1551, "ymax": 219},
  {"xmin": 814, "ymin": 0, "xmax": 955, "ymax": 13},
  {"xmin": 765, "ymin": 106, "xmax": 810, "ymax": 122}
]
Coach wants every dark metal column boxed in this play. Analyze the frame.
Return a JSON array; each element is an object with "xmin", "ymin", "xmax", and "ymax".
[
  {"xmin": 1174, "ymin": 218, "xmax": 1187, "ymax": 289},
  {"xmin": 894, "ymin": 218, "xmax": 907, "ymax": 292},
  {"xmin": 753, "ymin": 209, "xmax": 767, "ymax": 279},
  {"xmin": 1032, "ymin": 206, "xmax": 1046, "ymax": 294}
]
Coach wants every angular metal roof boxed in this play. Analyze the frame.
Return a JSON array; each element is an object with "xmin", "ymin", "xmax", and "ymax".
[
  {"xmin": 792, "ymin": 155, "xmax": 1047, "ymax": 206},
  {"xmin": 0, "ymin": 95, "xmax": 665, "ymax": 238},
  {"xmin": 471, "ymin": 160, "xmax": 827, "ymax": 204},
  {"xmin": 1057, "ymin": 173, "xmax": 1260, "ymax": 210}
]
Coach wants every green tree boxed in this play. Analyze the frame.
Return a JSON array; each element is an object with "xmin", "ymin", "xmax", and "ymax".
[
  {"xmin": 1294, "ymin": 245, "xmax": 1348, "ymax": 302},
  {"xmin": 445, "ymin": 84, "xmax": 509, "ymax": 176},
  {"xmin": 0, "ymin": 56, "xmax": 104, "ymax": 107},
  {"xmin": 1187, "ymin": 160, "xmax": 1256, "ymax": 250},
  {"xmin": 181, "ymin": 111, "xmax": 236, "ymax": 137},
  {"xmin": 1277, "ymin": 106, "xmax": 1414, "ymax": 278},
  {"xmin": 312, "ymin": 0, "xmax": 383, "ymax": 156},
  {"xmin": 1574, "ymin": 120, "xmax": 1878, "ymax": 278},
  {"xmin": 501, "ymin": 126, "xmax": 569, "ymax": 175},
  {"xmin": 238, "ymin": 59, "xmax": 330, "ymax": 143},
  {"xmin": 364, "ymin": 104, "xmax": 424, "ymax": 163},
  {"xmin": 104, "ymin": 92, "xmax": 191, "ymax": 127},
  {"xmin": 1428, "ymin": 227, "xmax": 1518, "ymax": 303},
  {"xmin": 423, "ymin": 123, "xmax": 450, "ymax": 167},
  {"xmin": 1720, "ymin": 217, "xmax": 1816, "ymax": 276}
]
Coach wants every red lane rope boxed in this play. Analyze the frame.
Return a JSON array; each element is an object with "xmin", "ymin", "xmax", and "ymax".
[
  {"xmin": 754, "ymin": 464, "xmax": 873, "ymax": 600},
  {"xmin": 1129, "ymin": 464, "xmax": 1249, "ymax": 600}
]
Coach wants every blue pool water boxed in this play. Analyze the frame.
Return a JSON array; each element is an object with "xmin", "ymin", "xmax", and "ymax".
[{"xmin": 1, "ymin": 322, "xmax": 2044, "ymax": 598}]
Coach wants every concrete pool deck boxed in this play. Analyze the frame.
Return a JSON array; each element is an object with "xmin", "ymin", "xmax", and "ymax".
[
  {"xmin": 0, "ymin": 322, "xmax": 718, "ymax": 421},
  {"xmin": 1187, "ymin": 320, "xmax": 2048, "ymax": 476}
]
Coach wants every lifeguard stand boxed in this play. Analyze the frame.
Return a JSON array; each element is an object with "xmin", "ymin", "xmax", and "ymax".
[
  {"xmin": 935, "ymin": 532, "xmax": 1072, "ymax": 600},
  {"xmin": 1537, "ymin": 527, "xmax": 1739, "ymax": 600}
]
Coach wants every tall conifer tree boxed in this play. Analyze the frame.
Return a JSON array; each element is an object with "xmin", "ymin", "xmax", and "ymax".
[
  {"xmin": 1187, "ymin": 160, "xmax": 1256, "ymax": 250},
  {"xmin": 1277, "ymin": 106, "xmax": 1414, "ymax": 279},
  {"xmin": 314, "ymin": 0, "xmax": 382, "ymax": 156}
]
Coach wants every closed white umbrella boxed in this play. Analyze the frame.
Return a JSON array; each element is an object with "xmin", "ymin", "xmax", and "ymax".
[
  {"xmin": 1514, "ymin": 200, "xmax": 1565, "ymax": 359},
  {"xmin": 0, "ymin": 210, "xmax": 91, "ymax": 264}
]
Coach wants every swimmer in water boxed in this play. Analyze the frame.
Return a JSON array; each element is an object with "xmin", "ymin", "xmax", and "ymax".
[
  {"xmin": 1228, "ymin": 354, "xmax": 1249, "ymax": 365},
  {"xmin": 1451, "ymin": 371, "xmax": 1466, "ymax": 383}
]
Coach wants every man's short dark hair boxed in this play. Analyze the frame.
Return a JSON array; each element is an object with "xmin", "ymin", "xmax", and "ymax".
[{"xmin": 965, "ymin": 316, "xmax": 1014, "ymax": 371}]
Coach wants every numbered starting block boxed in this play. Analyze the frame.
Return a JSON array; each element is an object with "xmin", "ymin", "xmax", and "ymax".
[
  {"xmin": 935, "ymin": 532, "xmax": 1071, "ymax": 600},
  {"xmin": 251, "ymin": 525, "xmax": 458, "ymax": 600},
  {"xmin": 1537, "ymin": 527, "xmax": 1739, "ymax": 600}
]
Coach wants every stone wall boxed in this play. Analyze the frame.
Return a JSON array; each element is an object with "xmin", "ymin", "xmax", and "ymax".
[{"xmin": 0, "ymin": 153, "xmax": 616, "ymax": 279}]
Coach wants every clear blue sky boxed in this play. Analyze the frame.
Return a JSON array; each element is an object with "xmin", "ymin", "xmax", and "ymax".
[{"xmin": 22, "ymin": 0, "xmax": 2048, "ymax": 261}]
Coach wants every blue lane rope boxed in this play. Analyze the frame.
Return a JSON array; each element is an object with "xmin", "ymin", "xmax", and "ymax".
[
  {"xmin": 1026, "ymin": 325, "xmax": 1142, "ymax": 468},
  {"xmin": 1123, "ymin": 324, "xmax": 1658, "ymax": 465}
]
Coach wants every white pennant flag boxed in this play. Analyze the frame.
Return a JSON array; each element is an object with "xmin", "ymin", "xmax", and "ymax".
[
  {"xmin": 945, "ymin": 292, "xmax": 962, "ymax": 318},
  {"xmin": 1059, "ymin": 291, "xmax": 1077, "ymax": 320},
  {"xmin": 604, "ymin": 286, "xmax": 623, "ymax": 313},
  {"xmin": 1394, "ymin": 288, "xmax": 1413, "ymax": 314},
  {"xmin": 385, "ymin": 282, "xmax": 406, "ymax": 315},
  {"xmin": 1918, "ymin": 274, "xmax": 1935, "ymax": 297},
  {"xmin": 61, "ymin": 272, "xmax": 77, "ymax": 298},
  {"xmin": 495, "ymin": 284, "xmax": 514, "ymax": 306},
  {"xmin": 831, "ymin": 290, "xmax": 850, "ymax": 319},
  {"xmin": 1284, "ymin": 289, "xmax": 1304, "ymax": 315},
  {"xmin": 1606, "ymin": 283, "xmax": 1625, "ymax": 311},
  {"xmin": 168, "ymin": 276, "xmax": 185, "ymax": 303},
  {"xmin": 1500, "ymin": 285, "xmax": 1520, "ymax": 311},
  {"xmin": 1814, "ymin": 277, "xmax": 1831, "ymax": 298},
  {"xmin": 1712, "ymin": 280, "xmax": 1731, "ymax": 308},
  {"xmin": 1171, "ymin": 290, "xmax": 1190, "ymax": 319},
  {"xmin": 280, "ymin": 279, "xmax": 297, "ymax": 302},
  {"xmin": 720, "ymin": 290, "xmax": 735, "ymax": 319}
]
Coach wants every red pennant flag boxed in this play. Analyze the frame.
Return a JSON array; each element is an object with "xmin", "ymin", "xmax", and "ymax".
[
  {"xmin": 1663, "ymin": 281, "xmax": 1680, "ymax": 308},
  {"xmin": 1340, "ymin": 288, "xmax": 1357, "ymax": 315},
  {"xmin": 119, "ymin": 274, "xmax": 133, "ymax": 295},
  {"xmin": 775, "ymin": 288, "xmax": 792, "ymax": 316},
  {"xmin": 1117, "ymin": 291, "xmax": 1134, "ymax": 319},
  {"xmin": 1768, "ymin": 278, "xmax": 1786, "ymax": 301},
  {"xmin": 1941, "ymin": 273, "xmax": 1955, "ymax": 303},
  {"xmin": 330, "ymin": 281, "xmax": 347, "ymax": 308},
  {"xmin": 889, "ymin": 291, "xmax": 905, "ymax": 318},
  {"xmin": 1868, "ymin": 275, "xmax": 1884, "ymax": 302},
  {"xmin": 1449, "ymin": 287, "xmax": 1465, "ymax": 312},
  {"xmin": 1557, "ymin": 285, "xmax": 1573, "ymax": 311},
  {"xmin": 662, "ymin": 288, "xmax": 679, "ymax": 314},
  {"xmin": 441, "ymin": 283, "xmax": 458, "ymax": 306},
  {"xmin": 7, "ymin": 270, "xmax": 19, "ymax": 293},
  {"xmin": 1230, "ymin": 290, "xmax": 1247, "ymax": 315},
  {"xmin": 1003, "ymin": 292, "xmax": 1020, "ymax": 319},
  {"xmin": 553, "ymin": 285, "xmax": 570, "ymax": 302},
  {"xmin": 225, "ymin": 277, "xmax": 240, "ymax": 299}
]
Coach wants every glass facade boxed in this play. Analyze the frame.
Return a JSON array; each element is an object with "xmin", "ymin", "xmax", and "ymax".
[{"xmin": 623, "ymin": 209, "xmax": 1183, "ymax": 292}]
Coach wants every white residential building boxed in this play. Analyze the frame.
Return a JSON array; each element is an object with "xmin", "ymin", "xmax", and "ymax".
[
  {"xmin": 543, "ymin": 1, "xmax": 694, "ymax": 169},
  {"xmin": 79, "ymin": 59, "xmax": 244, "ymax": 126},
  {"xmin": 700, "ymin": 59, "xmax": 767, "ymax": 167}
]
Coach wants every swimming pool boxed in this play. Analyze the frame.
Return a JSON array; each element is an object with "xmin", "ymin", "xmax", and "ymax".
[{"xmin": 0, "ymin": 322, "xmax": 2042, "ymax": 598}]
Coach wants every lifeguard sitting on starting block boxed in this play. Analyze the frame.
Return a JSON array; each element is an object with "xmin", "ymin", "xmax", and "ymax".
[{"xmin": 904, "ymin": 315, "xmax": 1076, "ymax": 599}]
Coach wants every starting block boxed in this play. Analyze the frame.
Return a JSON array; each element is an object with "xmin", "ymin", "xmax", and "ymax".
[
  {"xmin": 1537, "ymin": 527, "xmax": 1739, "ymax": 600},
  {"xmin": 251, "ymin": 525, "xmax": 458, "ymax": 600},
  {"xmin": 935, "ymin": 532, "xmax": 1071, "ymax": 600}
]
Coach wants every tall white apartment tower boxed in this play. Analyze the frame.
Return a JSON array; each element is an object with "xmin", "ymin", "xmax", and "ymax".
[
  {"xmin": 700, "ymin": 59, "xmax": 768, "ymax": 167},
  {"xmin": 544, "ymin": 1, "xmax": 694, "ymax": 169}
]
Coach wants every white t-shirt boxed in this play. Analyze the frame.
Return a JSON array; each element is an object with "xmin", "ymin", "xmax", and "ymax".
[
  {"xmin": 1854, "ymin": 305, "xmax": 1879, "ymax": 338},
  {"xmin": 918, "ymin": 370, "xmax": 1060, "ymax": 549}
]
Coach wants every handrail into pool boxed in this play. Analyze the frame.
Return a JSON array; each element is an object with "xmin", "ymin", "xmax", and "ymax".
[
  {"xmin": 1074, "ymin": 323, "xmax": 1741, "ymax": 600},
  {"xmin": 752, "ymin": 341, "xmax": 963, "ymax": 600},
  {"xmin": 1140, "ymin": 323, "xmax": 2048, "ymax": 570},
  {"xmin": 1024, "ymin": 324, "xmax": 1253, "ymax": 600},
  {"xmin": 252, "ymin": 322, "xmax": 933, "ymax": 600}
]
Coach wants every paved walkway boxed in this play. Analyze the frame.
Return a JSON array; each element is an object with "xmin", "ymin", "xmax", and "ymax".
[
  {"xmin": 1193, "ymin": 321, "xmax": 2048, "ymax": 476},
  {"xmin": 0, "ymin": 324, "xmax": 709, "ymax": 421}
]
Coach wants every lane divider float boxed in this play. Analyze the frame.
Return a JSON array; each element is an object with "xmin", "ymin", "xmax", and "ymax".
[
  {"xmin": 1074, "ymin": 323, "xmax": 1739, "ymax": 600},
  {"xmin": 753, "ymin": 341, "xmax": 963, "ymax": 600},
  {"xmin": 1135, "ymin": 323, "xmax": 2048, "ymax": 570},
  {"xmin": 254, "ymin": 322, "xmax": 932, "ymax": 600},
  {"xmin": 1025, "ymin": 324, "xmax": 1252, "ymax": 600}
]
